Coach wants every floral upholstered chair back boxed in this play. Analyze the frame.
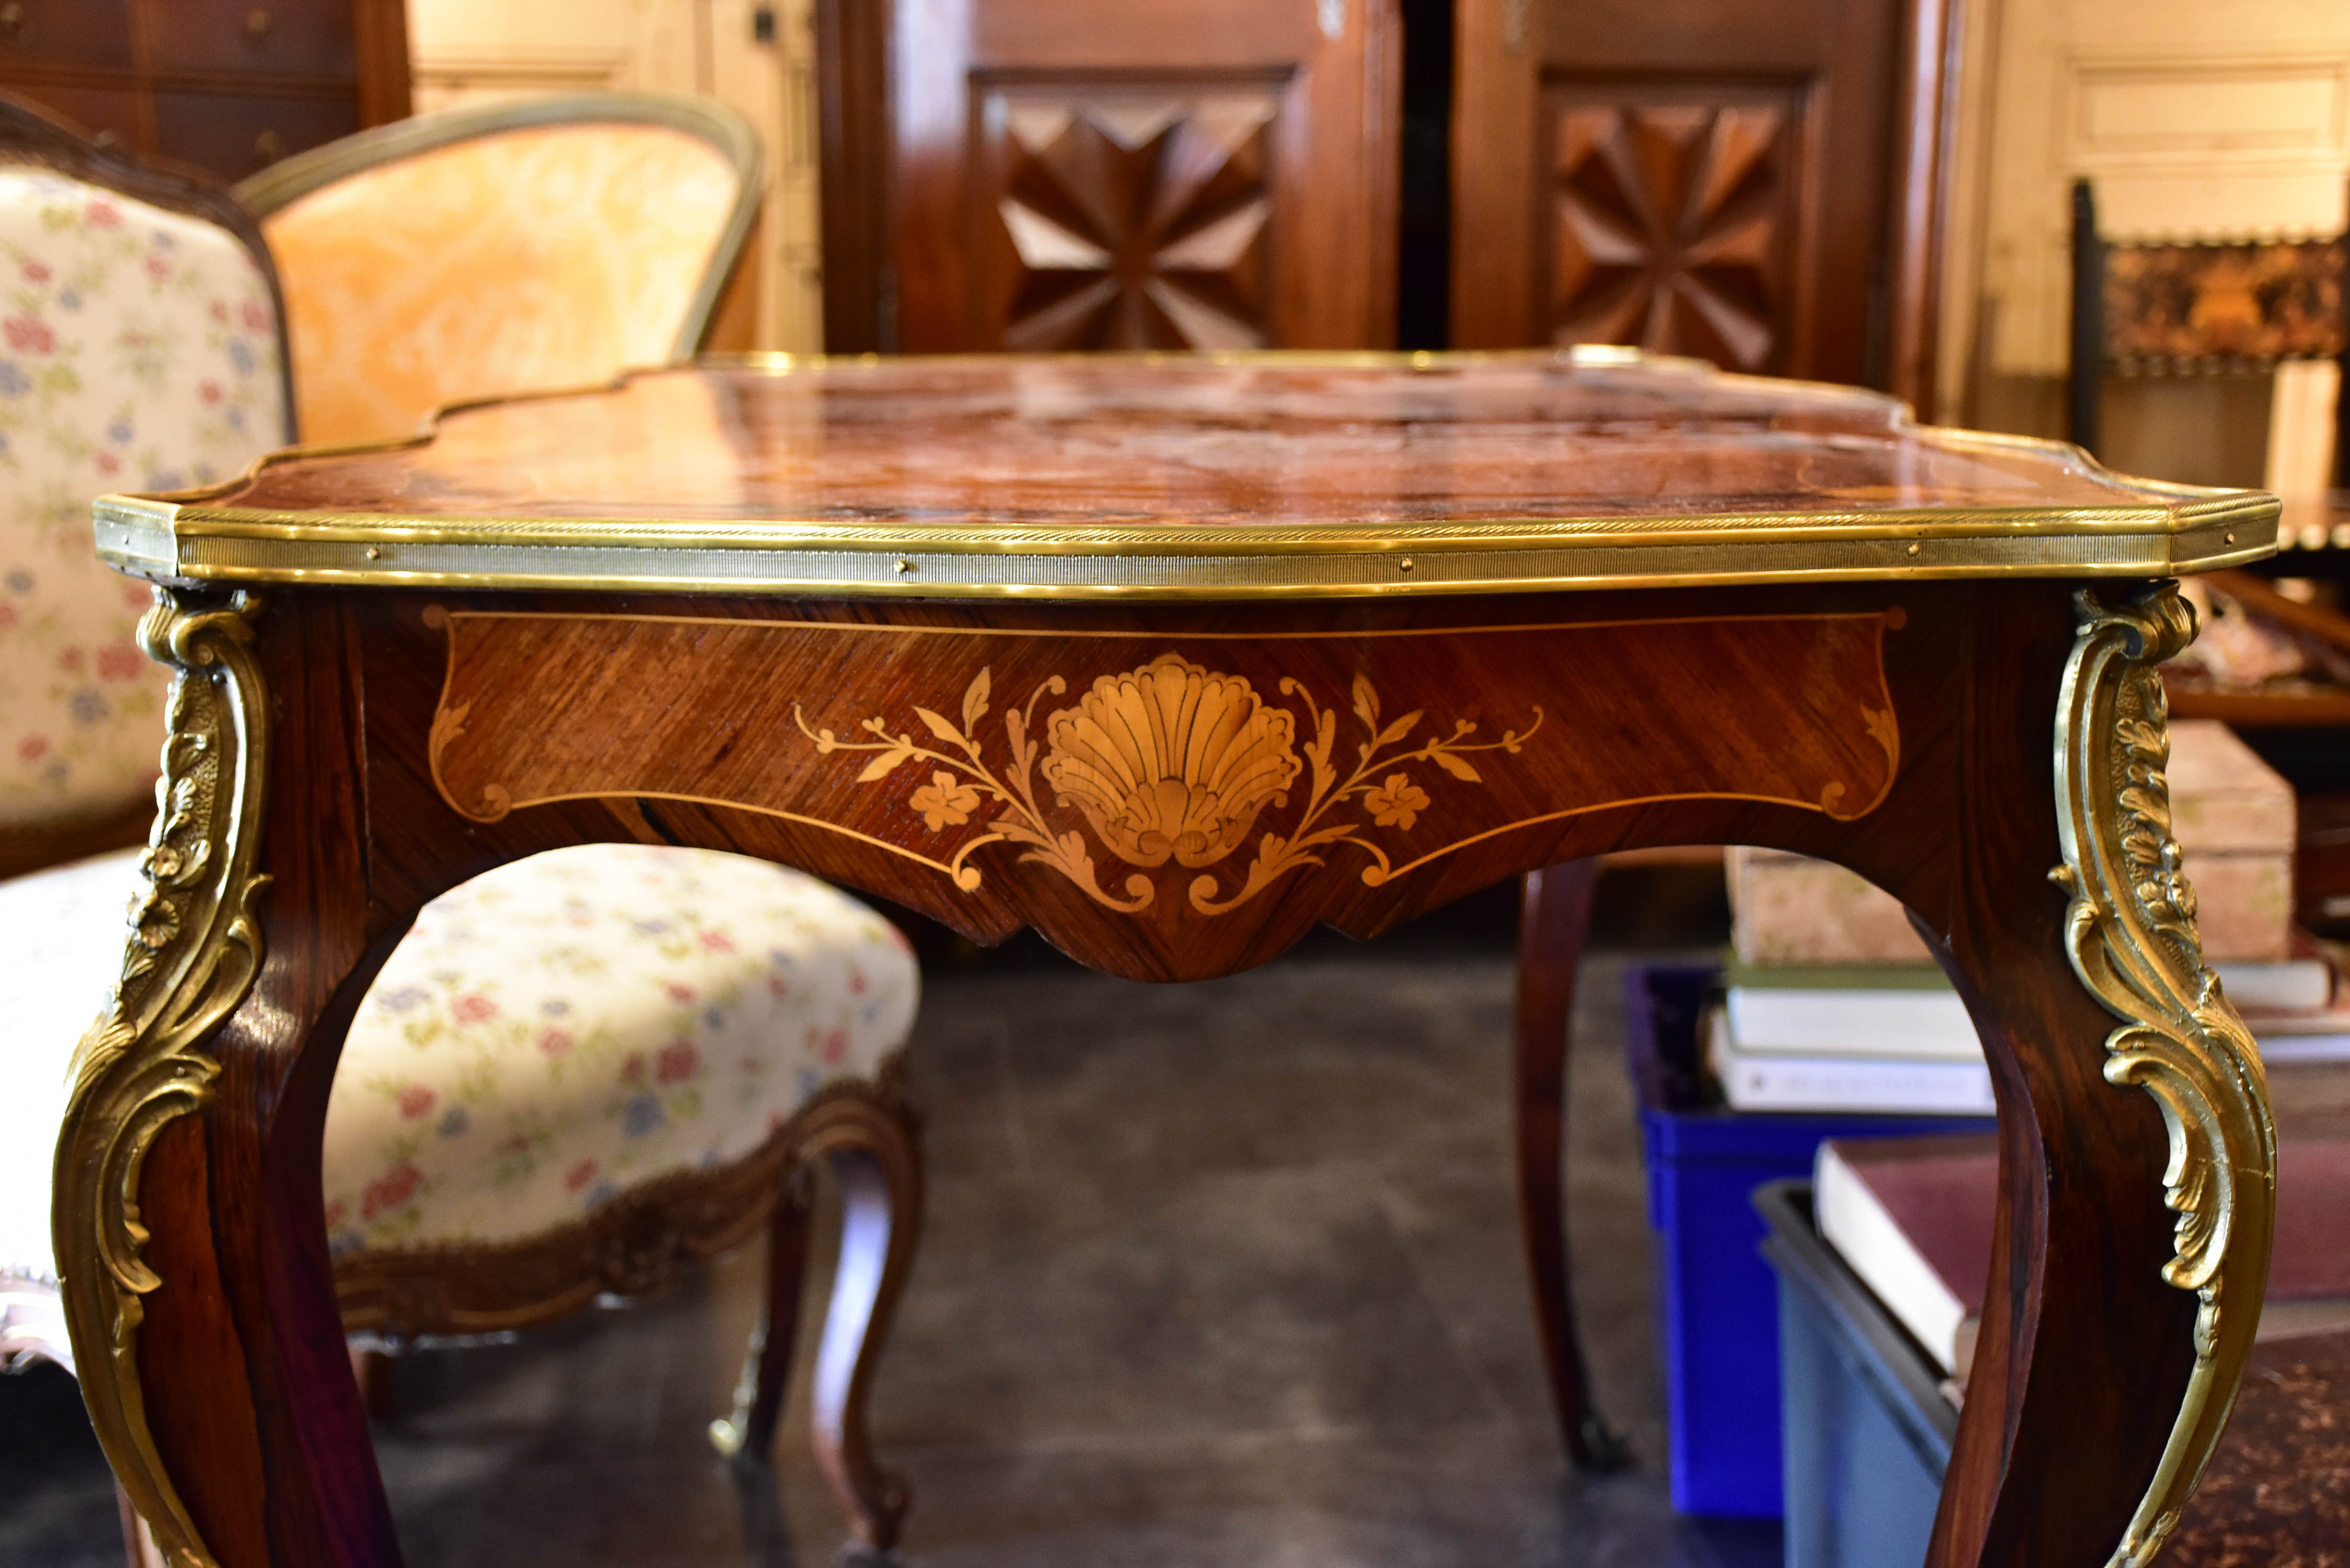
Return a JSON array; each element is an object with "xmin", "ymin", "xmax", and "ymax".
[
  {"xmin": 238, "ymin": 93, "xmax": 762, "ymax": 448},
  {"xmin": 0, "ymin": 98, "xmax": 291, "ymax": 872}
]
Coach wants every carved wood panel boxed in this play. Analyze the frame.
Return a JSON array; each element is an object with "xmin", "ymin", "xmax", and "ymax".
[
  {"xmin": 853, "ymin": 0, "xmax": 1399, "ymax": 353},
  {"xmin": 985, "ymin": 86, "xmax": 1279, "ymax": 351},
  {"xmin": 1453, "ymin": 0, "xmax": 1946, "ymax": 401},
  {"xmin": 1545, "ymin": 85, "xmax": 1810, "ymax": 373}
]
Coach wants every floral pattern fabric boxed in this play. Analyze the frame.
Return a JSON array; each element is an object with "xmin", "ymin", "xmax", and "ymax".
[
  {"xmin": 322, "ymin": 845, "xmax": 918, "ymax": 1254},
  {"xmin": 0, "ymin": 168, "xmax": 287, "ymax": 827},
  {"xmin": 0, "ymin": 844, "xmax": 917, "ymax": 1274}
]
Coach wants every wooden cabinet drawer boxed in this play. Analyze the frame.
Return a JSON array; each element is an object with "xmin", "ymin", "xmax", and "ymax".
[
  {"xmin": 145, "ymin": 0, "xmax": 354, "ymax": 80},
  {"xmin": 0, "ymin": 79, "xmax": 143, "ymax": 147},
  {"xmin": 153, "ymin": 89, "xmax": 356, "ymax": 181},
  {"xmin": 0, "ymin": 0, "xmax": 135, "ymax": 70}
]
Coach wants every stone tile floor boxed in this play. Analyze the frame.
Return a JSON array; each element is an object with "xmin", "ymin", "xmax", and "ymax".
[{"xmin": 2, "ymin": 884, "xmax": 1780, "ymax": 1567}]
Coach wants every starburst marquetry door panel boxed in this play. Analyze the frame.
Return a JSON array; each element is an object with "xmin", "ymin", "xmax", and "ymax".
[
  {"xmin": 984, "ymin": 86, "xmax": 1282, "ymax": 351},
  {"xmin": 831, "ymin": 0, "xmax": 1400, "ymax": 352},
  {"xmin": 1546, "ymin": 88, "xmax": 1808, "ymax": 373},
  {"xmin": 1452, "ymin": 0, "xmax": 1953, "ymax": 407}
]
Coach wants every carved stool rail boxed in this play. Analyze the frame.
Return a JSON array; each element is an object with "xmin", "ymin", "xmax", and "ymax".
[{"xmin": 61, "ymin": 350, "xmax": 2279, "ymax": 1567}]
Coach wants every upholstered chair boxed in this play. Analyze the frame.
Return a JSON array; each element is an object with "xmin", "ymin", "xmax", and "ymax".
[
  {"xmin": 0, "ymin": 97, "xmax": 925, "ymax": 1555},
  {"xmin": 234, "ymin": 92, "xmax": 761, "ymax": 447}
]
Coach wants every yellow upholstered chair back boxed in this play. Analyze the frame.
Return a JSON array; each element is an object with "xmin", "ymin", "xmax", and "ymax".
[
  {"xmin": 0, "ymin": 97, "xmax": 292, "ymax": 872},
  {"xmin": 238, "ymin": 94, "xmax": 762, "ymax": 448}
]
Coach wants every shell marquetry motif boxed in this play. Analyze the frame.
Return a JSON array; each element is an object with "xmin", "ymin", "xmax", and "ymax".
[
  {"xmin": 432, "ymin": 610, "xmax": 1902, "ymax": 935},
  {"xmin": 1039, "ymin": 654, "xmax": 1301, "ymax": 870},
  {"xmin": 798, "ymin": 654, "xmax": 1541, "ymax": 916}
]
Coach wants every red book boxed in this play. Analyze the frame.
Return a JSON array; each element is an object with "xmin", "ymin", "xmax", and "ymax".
[{"xmin": 1818, "ymin": 1115, "xmax": 2350, "ymax": 1379}]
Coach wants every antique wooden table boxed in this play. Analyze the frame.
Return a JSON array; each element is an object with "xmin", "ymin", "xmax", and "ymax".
[{"xmin": 63, "ymin": 351, "xmax": 2280, "ymax": 1568}]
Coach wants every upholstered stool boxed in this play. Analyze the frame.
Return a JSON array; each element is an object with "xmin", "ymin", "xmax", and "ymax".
[
  {"xmin": 323, "ymin": 844, "xmax": 916, "ymax": 1275},
  {"xmin": 4, "ymin": 840, "xmax": 926, "ymax": 1546}
]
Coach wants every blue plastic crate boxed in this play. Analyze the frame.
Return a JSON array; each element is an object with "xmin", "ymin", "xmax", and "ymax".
[{"xmin": 1622, "ymin": 965, "xmax": 1990, "ymax": 1518}]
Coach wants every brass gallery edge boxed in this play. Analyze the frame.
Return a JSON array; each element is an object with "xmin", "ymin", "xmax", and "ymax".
[
  {"xmin": 53, "ymin": 590, "xmax": 272, "ymax": 1568},
  {"xmin": 2053, "ymin": 582, "xmax": 2278, "ymax": 1567},
  {"xmin": 91, "ymin": 492, "xmax": 2277, "ymax": 601},
  {"xmin": 86, "ymin": 347, "xmax": 2276, "ymax": 601}
]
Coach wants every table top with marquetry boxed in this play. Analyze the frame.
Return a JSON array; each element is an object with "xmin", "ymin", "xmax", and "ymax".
[{"xmin": 94, "ymin": 349, "xmax": 2277, "ymax": 599}]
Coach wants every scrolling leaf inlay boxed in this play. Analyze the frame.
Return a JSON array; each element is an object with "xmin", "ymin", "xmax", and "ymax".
[
  {"xmin": 2050, "ymin": 583, "xmax": 2278, "ymax": 1567},
  {"xmin": 796, "ymin": 654, "xmax": 1542, "ymax": 916},
  {"xmin": 53, "ymin": 589, "xmax": 272, "ymax": 1568}
]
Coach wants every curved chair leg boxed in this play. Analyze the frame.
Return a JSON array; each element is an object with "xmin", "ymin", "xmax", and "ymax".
[
  {"xmin": 1514, "ymin": 860, "xmax": 1631, "ymax": 1470},
  {"xmin": 710, "ymin": 1163, "xmax": 817, "ymax": 1462},
  {"xmin": 711, "ymin": 1090, "xmax": 924, "ymax": 1553}
]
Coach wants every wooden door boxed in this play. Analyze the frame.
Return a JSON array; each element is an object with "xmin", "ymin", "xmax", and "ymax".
[
  {"xmin": 1450, "ymin": 0, "xmax": 1956, "ymax": 409},
  {"xmin": 822, "ymin": 0, "xmax": 1401, "ymax": 351}
]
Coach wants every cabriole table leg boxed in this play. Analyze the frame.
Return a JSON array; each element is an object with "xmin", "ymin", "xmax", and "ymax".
[
  {"xmin": 1912, "ymin": 582, "xmax": 2274, "ymax": 1567},
  {"xmin": 56, "ymin": 589, "xmax": 405, "ymax": 1567}
]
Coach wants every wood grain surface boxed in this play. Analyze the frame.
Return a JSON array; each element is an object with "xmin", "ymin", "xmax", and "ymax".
[{"xmin": 195, "ymin": 356, "xmax": 2186, "ymax": 530}]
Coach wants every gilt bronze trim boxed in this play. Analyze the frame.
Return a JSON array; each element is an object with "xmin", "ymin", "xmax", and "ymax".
[
  {"xmin": 93, "ymin": 492, "xmax": 2273, "ymax": 601},
  {"xmin": 52, "ymin": 590, "xmax": 272, "ymax": 1568},
  {"xmin": 89, "ymin": 350, "xmax": 2278, "ymax": 601},
  {"xmin": 2051, "ymin": 582, "xmax": 2279, "ymax": 1567}
]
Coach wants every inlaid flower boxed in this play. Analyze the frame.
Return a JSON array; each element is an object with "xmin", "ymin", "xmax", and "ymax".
[
  {"xmin": 910, "ymin": 769, "xmax": 981, "ymax": 831},
  {"xmin": 1041, "ymin": 654, "xmax": 1301, "ymax": 869},
  {"xmin": 1365, "ymin": 774, "xmax": 1430, "ymax": 831}
]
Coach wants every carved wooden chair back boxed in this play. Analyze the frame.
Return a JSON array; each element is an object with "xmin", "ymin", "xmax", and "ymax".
[
  {"xmin": 237, "ymin": 91, "xmax": 762, "ymax": 447},
  {"xmin": 0, "ymin": 94, "xmax": 294, "ymax": 882},
  {"xmin": 2067, "ymin": 175, "xmax": 2349, "ymax": 466}
]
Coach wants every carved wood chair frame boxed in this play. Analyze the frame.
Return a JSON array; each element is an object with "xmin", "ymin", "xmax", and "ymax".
[
  {"xmin": 233, "ymin": 90, "xmax": 766, "ymax": 365},
  {"xmin": 2065, "ymin": 175, "xmax": 2350, "ymax": 469}
]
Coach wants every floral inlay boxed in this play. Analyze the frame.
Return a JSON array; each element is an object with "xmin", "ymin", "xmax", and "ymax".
[{"xmin": 796, "ymin": 654, "xmax": 1542, "ymax": 916}]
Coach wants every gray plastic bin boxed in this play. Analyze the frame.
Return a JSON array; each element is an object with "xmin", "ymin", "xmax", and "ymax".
[{"xmin": 1754, "ymin": 1179, "xmax": 1955, "ymax": 1568}]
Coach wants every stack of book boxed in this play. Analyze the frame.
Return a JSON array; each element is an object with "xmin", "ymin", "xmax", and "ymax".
[{"xmin": 1714, "ymin": 719, "xmax": 2340, "ymax": 1115}]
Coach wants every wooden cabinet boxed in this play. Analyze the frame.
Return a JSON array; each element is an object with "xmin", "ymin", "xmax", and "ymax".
[
  {"xmin": 820, "ymin": 0, "xmax": 1955, "ymax": 391},
  {"xmin": 1449, "ymin": 0, "xmax": 1955, "ymax": 408},
  {"xmin": 0, "ymin": 0, "xmax": 408, "ymax": 182},
  {"xmin": 822, "ymin": 0, "xmax": 1402, "ymax": 352}
]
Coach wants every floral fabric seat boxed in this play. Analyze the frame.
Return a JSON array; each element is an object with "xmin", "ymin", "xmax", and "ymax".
[
  {"xmin": 323, "ymin": 845, "xmax": 916, "ymax": 1257},
  {"xmin": 0, "ymin": 844, "xmax": 916, "ymax": 1271}
]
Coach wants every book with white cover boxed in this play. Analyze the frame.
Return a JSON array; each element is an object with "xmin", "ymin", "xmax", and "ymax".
[
  {"xmin": 1708, "ymin": 1010, "xmax": 1997, "ymax": 1115},
  {"xmin": 1816, "ymin": 1122, "xmax": 2350, "ymax": 1389},
  {"xmin": 1813, "ymin": 1136, "xmax": 1993, "ymax": 1375},
  {"xmin": 1724, "ymin": 956, "xmax": 2336, "ymax": 1065}
]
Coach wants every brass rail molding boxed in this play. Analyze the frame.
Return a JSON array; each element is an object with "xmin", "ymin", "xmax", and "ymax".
[
  {"xmin": 2052, "ymin": 582, "xmax": 2278, "ymax": 1567},
  {"xmin": 90, "ymin": 351, "xmax": 2279, "ymax": 601},
  {"xmin": 53, "ymin": 589, "xmax": 272, "ymax": 1568}
]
